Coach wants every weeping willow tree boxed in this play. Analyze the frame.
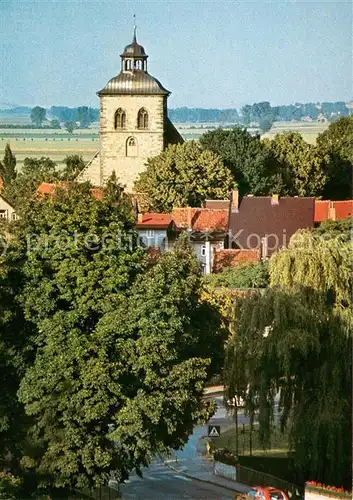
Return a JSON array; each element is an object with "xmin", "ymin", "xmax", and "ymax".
[
  {"xmin": 224, "ymin": 231, "xmax": 352, "ymax": 487},
  {"xmin": 270, "ymin": 229, "xmax": 352, "ymax": 309}
]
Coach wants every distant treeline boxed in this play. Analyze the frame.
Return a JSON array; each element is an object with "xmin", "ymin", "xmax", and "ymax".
[
  {"xmin": 242, "ymin": 101, "xmax": 350, "ymax": 123},
  {"xmin": 168, "ymin": 107, "xmax": 240, "ymax": 123},
  {"xmin": 50, "ymin": 106, "xmax": 99, "ymax": 126},
  {"xmin": 0, "ymin": 101, "xmax": 351, "ymax": 125},
  {"xmin": 170, "ymin": 101, "xmax": 351, "ymax": 124},
  {"xmin": 0, "ymin": 124, "xmax": 62, "ymax": 129}
]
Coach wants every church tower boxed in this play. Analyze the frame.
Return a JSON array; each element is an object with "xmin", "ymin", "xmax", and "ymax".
[{"xmin": 79, "ymin": 24, "xmax": 183, "ymax": 191}]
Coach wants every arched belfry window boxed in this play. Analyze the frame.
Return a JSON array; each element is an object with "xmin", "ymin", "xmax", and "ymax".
[
  {"xmin": 115, "ymin": 108, "xmax": 126, "ymax": 129},
  {"xmin": 126, "ymin": 137, "xmax": 138, "ymax": 157},
  {"xmin": 137, "ymin": 108, "xmax": 149, "ymax": 129}
]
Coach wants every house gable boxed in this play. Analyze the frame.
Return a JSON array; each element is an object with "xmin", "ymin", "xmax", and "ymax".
[{"xmin": 0, "ymin": 195, "xmax": 16, "ymax": 221}]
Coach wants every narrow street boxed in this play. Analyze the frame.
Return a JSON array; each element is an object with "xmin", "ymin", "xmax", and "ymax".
[
  {"xmin": 117, "ymin": 395, "xmax": 241, "ymax": 499},
  {"xmin": 117, "ymin": 459, "xmax": 235, "ymax": 499}
]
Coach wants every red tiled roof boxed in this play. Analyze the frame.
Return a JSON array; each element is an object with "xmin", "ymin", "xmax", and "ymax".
[
  {"xmin": 90, "ymin": 187, "xmax": 103, "ymax": 200},
  {"xmin": 314, "ymin": 200, "xmax": 353, "ymax": 222},
  {"xmin": 171, "ymin": 208, "xmax": 229, "ymax": 232},
  {"xmin": 38, "ymin": 182, "xmax": 57, "ymax": 196},
  {"xmin": 38, "ymin": 182, "xmax": 103, "ymax": 200},
  {"xmin": 135, "ymin": 212, "xmax": 173, "ymax": 229},
  {"xmin": 213, "ymin": 249, "xmax": 260, "ymax": 273}
]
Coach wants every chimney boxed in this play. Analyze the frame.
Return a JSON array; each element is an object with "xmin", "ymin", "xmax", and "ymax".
[
  {"xmin": 271, "ymin": 194, "xmax": 279, "ymax": 206},
  {"xmin": 261, "ymin": 236, "xmax": 268, "ymax": 260},
  {"xmin": 328, "ymin": 201, "xmax": 336, "ymax": 220},
  {"xmin": 187, "ymin": 206, "xmax": 192, "ymax": 229},
  {"xmin": 137, "ymin": 212, "xmax": 143, "ymax": 223},
  {"xmin": 231, "ymin": 188, "xmax": 239, "ymax": 212}
]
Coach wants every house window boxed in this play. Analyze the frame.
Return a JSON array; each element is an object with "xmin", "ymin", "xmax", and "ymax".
[
  {"xmin": 0, "ymin": 210, "xmax": 7, "ymax": 219},
  {"xmin": 146, "ymin": 230, "xmax": 155, "ymax": 238},
  {"xmin": 137, "ymin": 108, "xmax": 149, "ymax": 129},
  {"xmin": 114, "ymin": 108, "xmax": 126, "ymax": 129},
  {"xmin": 126, "ymin": 137, "xmax": 138, "ymax": 157},
  {"xmin": 201, "ymin": 245, "xmax": 206, "ymax": 256}
]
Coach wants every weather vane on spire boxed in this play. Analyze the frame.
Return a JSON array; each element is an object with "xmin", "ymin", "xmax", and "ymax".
[{"xmin": 133, "ymin": 14, "xmax": 137, "ymax": 42}]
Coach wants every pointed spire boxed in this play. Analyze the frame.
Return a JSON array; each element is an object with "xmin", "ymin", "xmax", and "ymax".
[{"xmin": 133, "ymin": 14, "xmax": 137, "ymax": 43}]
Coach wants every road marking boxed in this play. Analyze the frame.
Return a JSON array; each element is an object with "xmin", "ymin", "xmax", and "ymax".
[{"xmin": 173, "ymin": 475, "xmax": 192, "ymax": 482}]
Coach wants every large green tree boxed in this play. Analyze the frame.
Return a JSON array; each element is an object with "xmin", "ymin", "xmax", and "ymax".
[
  {"xmin": 61, "ymin": 154, "xmax": 86, "ymax": 181},
  {"xmin": 200, "ymin": 127, "xmax": 283, "ymax": 196},
  {"xmin": 76, "ymin": 106, "xmax": 91, "ymax": 128},
  {"xmin": 30, "ymin": 107, "xmax": 46, "ymax": 127},
  {"xmin": 316, "ymin": 116, "xmax": 353, "ymax": 200},
  {"xmin": 204, "ymin": 261, "xmax": 269, "ymax": 289},
  {"xmin": 135, "ymin": 141, "xmax": 233, "ymax": 212},
  {"xmin": 3, "ymin": 157, "xmax": 58, "ymax": 209},
  {"xmin": 1, "ymin": 183, "xmax": 223, "ymax": 494},
  {"xmin": 0, "ymin": 270, "xmax": 29, "ymax": 467},
  {"xmin": 0, "ymin": 144, "xmax": 17, "ymax": 186},
  {"xmin": 224, "ymin": 231, "xmax": 352, "ymax": 488},
  {"xmin": 310, "ymin": 217, "xmax": 352, "ymax": 241},
  {"xmin": 266, "ymin": 131, "xmax": 327, "ymax": 196}
]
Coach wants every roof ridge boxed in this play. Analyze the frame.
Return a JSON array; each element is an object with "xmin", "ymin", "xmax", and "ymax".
[{"xmin": 0, "ymin": 193, "xmax": 15, "ymax": 209}]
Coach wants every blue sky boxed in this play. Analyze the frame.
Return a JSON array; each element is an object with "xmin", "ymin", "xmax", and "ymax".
[{"xmin": 1, "ymin": 0, "xmax": 351, "ymax": 109}]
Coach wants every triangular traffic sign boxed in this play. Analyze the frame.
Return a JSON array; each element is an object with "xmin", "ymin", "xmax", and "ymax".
[{"xmin": 208, "ymin": 426, "xmax": 220, "ymax": 437}]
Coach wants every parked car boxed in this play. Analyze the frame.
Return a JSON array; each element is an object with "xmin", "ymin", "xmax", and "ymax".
[{"xmin": 236, "ymin": 486, "xmax": 289, "ymax": 500}]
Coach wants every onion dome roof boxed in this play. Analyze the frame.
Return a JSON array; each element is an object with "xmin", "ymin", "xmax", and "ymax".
[{"xmin": 97, "ymin": 71, "xmax": 170, "ymax": 96}]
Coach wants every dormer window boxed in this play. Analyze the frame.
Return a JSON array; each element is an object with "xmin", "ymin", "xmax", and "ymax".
[
  {"xmin": 137, "ymin": 108, "xmax": 148, "ymax": 129},
  {"xmin": 115, "ymin": 108, "xmax": 126, "ymax": 129}
]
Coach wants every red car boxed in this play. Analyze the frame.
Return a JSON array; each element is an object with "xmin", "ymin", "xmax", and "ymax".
[{"xmin": 242, "ymin": 486, "xmax": 289, "ymax": 500}]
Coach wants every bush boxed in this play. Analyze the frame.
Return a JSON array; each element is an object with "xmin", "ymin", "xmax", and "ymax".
[
  {"xmin": 214, "ymin": 448, "xmax": 239, "ymax": 466},
  {"xmin": 0, "ymin": 471, "xmax": 22, "ymax": 499},
  {"xmin": 204, "ymin": 262, "xmax": 269, "ymax": 289}
]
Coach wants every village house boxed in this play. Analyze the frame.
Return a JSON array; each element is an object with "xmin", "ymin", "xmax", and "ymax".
[
  {"xmin": 170, "ymin": 207, "xmax": 229, "ymax": 274},
  {"xmin": 227, "ymin": 188, "xmax": 315, "ymax": 258},
  {"xmin": 314, "ymin": 200, "xmax": 353, "ymax": 223},
  {"xmin": 135, "ymin": 212, "xmax": 176, "ymax": 252},
  {"xmin": 38, "ymin": 182, "xmax": 103, "ymax": 200},
  {"xmin": 0, "ymin": 194, "xmax": 17, "ymax": 221}
]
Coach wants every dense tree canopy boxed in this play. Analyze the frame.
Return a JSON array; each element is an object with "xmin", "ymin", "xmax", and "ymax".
[
  {"xmin": 316, "ymin": 116, "xmax": 353, "ymax": 200},
  {"xmin": 61, "ymin": 154, "xmax": 86, "ymax": 181},
  {"xmin": 270, "ymin": 230, "xmax": 352, "ymax": 308},
  {"xmin": 3, "ymin": 156, "xmax": 58, "ymax": 209},
  {"xmin": 224, "ymin": 231, "xmax": 352, "ymax": 488},
  {"xmin": 200, "ymin": 127, "xmax": 283, "ymax": 196},
  {"xmin": 266, "ymin": 131, "xmax": 327, "ymax": 196},
  {"xmin": 310, "ymin": 217, "xmax": 352, "ymax": 241},
  {"xmin": 30, "ymin": 107, "xmax": 46, "ymax": 127},
  {"xmin": 0, "ymin": 144, "xmax": 17, "ymax": 186},
  {"xmin": 203, "ymin": 262, "xmax": 269, "ymax": 289},
  {"xmin": 135, "ymin": 141, "xmax": 233, "ymax": 212},
  {"xmin": 0, "ymin": 183, "xmax": 224, "ymax": 495}
]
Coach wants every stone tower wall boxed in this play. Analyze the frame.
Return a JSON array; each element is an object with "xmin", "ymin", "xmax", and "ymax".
[{"xmin": 100, "ymin": 94, "xmax": 165, "ymax": 191}]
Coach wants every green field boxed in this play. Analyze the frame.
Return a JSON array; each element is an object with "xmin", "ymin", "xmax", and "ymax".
[
  {"xmin": 0, "ymin": 115, "xmax": 32, "ymax": 125},
  {"xmin": 0, "ymin": 120, "xmax": 330, "ymax": 169},
  {"xmin": 262, "ymin": 120, "xmax": 329, "ymax": 144},
  {"xmin": 0, "ymin": 130, "xmax": 99, "ymax": 169},
  {"xmin": 211, "ymin": 423, "xmax": 289, "ymax": 458}
]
